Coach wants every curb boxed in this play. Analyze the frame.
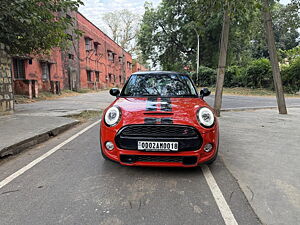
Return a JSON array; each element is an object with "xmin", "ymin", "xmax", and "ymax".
[
  {"xmin": 0, "ymin": 120, "xmax": 80, "ymax": 158},
  {"xmin": 221, "ymin": 105, "xmax": 300, "ymax": 112}
]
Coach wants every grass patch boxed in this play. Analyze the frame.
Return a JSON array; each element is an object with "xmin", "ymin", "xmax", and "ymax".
[
  {"xmin": 77, "ymin": 88, "xmax": 92, "ymax": 93},
  {"xmin": 200, "ymin": 87, "xmax": 300, "ymax": 97},
  {"xmin": 66, "ymin": 110, "xmax": 102, "ymax": 123}
]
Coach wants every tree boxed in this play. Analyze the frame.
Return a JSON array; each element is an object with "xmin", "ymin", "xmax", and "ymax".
[
  {"xmin": 248, "ymin": 2, "xmax": 300, "ymax": 59},
  {"xmin": 214, "ymin": 0, "xmax": 258, "ymax": 116},
  {"xmin": 262, "ymin": 0, "xmax": 287, "ymax": 114},
  {"xmin": 214, "ymin": 5, "xmax": 231, "ymax": 117},
  {"xmin": 138, "ymin": 0, "xmax": 224, "ymax": 71},
  {"xmin": 0, "ymin": 0, "xmax": 83, "ymax": 55},
  {"xmin": 103, "ymin": 9, "xmax": 141, "ymax": 53}
]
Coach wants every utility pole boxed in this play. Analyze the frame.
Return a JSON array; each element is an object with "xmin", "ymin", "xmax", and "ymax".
[
  {"xmin": 214, "ymin": 7, "xmax": 230, "ymax": 117},
  {"xmin": 262, "ymin": 0, "xmax": 287, "ymax": 114},
  {"xmin": 193, "ymin": 28, "xmax": 200, "ymax": 86}
]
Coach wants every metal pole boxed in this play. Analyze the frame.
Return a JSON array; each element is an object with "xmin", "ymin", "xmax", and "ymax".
[
  {"xmin": 193, "ymin": 28, "xmax": 200, "ymax": 86},
  {"xmin": 197, "ymin": 34, "xmax": 200, "ymax": 86}
]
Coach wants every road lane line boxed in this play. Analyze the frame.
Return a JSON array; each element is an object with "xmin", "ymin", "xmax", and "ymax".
[
  {"xmin": 0, "ymin": 120, "xmax": 101, "ymax": 190},
  {"xmin": 201, "ymin": 165, "xmax": 238, "ymax": 225}
]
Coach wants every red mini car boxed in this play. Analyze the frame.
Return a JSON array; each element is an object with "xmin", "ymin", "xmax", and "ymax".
[{"xmin": 100, "ymin": 71, "xmax": 219, "ymax": 167}]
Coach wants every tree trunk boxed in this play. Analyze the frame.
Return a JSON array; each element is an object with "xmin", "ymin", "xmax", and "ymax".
[
  {"xmin": 262, "ymin": 0, "xmax": 287, "ymax": 114},
  {"xmin": 214, "ymin": 7, "xmax": 230, "ymax": 117}
]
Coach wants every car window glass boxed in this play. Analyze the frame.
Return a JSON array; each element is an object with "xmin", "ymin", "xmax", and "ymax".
[{"xmin": 122, "ymin": 74, "xmax": 197, "ymax": 97}]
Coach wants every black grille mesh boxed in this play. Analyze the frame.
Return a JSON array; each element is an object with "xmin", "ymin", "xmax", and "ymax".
[
  {"xmin": 120, "ymin": 125, "xmax": 198, "ymax": 138},
  {"xmin": 135, "ymin": 155, "xmax": 183, "ymax": 163}
]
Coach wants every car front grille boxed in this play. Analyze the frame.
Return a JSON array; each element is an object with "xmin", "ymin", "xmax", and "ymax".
[
  {"xmin": 120, "ymin": 125, "xmax": 198, "ymax": 137},
  {"xmin": 115, "ymin": 125, "xmax": 202, "ymax": 151}
]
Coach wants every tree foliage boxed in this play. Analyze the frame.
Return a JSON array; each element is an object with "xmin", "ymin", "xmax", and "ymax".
[
  {"xmin": 138, "ymin": 0, "xmax": 299, "ymax": 70},
  {"xmin": 0, "ymin": 0, "xmax": 83, "ymax": 55},
  {"xmin": 138, "ymin": 0, "xmax": 223, "ymax": 70},
  {"xmin": 103, "ymin": 9, "xmax": 140, "ymax": 53},
  {"xmin": 248, "ymin": 1, "xmax": 300, "ymax": 59}
]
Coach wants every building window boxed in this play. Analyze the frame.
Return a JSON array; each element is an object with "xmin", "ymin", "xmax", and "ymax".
[
  {"xmin": 119, "ymin": 57, "xmax": 123, "ymax": 63},
  {"xmin": 41, "ymin": 62, "xmax": 50, "ymax": 81},
  {"xmin": 94, "ymin": 43, "xmax": 100, "ymax": 55},
  {"xmin": 87, "ymin": 70, "xmax": 92, "ymax": 82},
  {"xmin": 119, "ymin": 75, "xmax": 122, "ymax": 83},
  {"xmin": 127, "ymin": 61, "xmax": 132, "ymax": 69},
  {"xmin": 85, "ymin": 38, "xmax": 92, "ymax": 51},
  {"xmin": 109, "ymin": 74, "xmax": 112, "ymax": 83},
  {"xmin": 68, "ymin": 54, "xmax": 74, "ymax": 60},
  {"xmin": 95, "ymin": 71, "xmax": 100, "ymax": 82},
  {"xmin": 108, "ymin": 51, "xmax": 114, "ymax": 62},
  {"xmin": 13, "ymin": 58, "xmax": 26, "ymax": 79}
]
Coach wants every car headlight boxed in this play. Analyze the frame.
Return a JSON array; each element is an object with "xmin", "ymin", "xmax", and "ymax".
[
  {"xmin": 197, "ymin": 107, "xmax": 215, "ymax": 128},
  {"xmin": 104, "ymin": 106, "xmax": 121, "ymax": 127}
]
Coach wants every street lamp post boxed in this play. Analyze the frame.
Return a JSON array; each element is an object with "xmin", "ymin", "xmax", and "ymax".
[{"xmin": 193, "ymin": 28, "xmax": 200, "ymax": 86}]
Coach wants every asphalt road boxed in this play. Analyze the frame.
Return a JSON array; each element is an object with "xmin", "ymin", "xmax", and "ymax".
[
  {"xmin": 14, "ymin": 91, "xmax": 300, "ymax": 117},
  {"xmin": 205, "ymin": 94, "xmax": 300, "ymax": 110},
  {"xmin": 0, "ymin": 120, "xmax": 261, "ymax": 225}
]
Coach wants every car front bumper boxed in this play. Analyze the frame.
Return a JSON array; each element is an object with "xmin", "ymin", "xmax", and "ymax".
[{"xmin": 100, "ymin": 123, "xmax": 219, "ymax": 167}]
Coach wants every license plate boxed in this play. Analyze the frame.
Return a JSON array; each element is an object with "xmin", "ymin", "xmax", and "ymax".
[{"xmin": 138, "ymin": 141, "xmax": 178, "ymax": 151}]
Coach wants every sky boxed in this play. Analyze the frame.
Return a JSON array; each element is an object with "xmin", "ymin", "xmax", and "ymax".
[
  {"xmin": 79, "ymin": 0, "xmax": 292, "ymax": 38},
  {"xmin": 79, "ymin": 0, "xmax": 161, "ymax": 35}
]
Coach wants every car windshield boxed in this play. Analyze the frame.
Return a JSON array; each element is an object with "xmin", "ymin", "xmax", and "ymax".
[{"xmin": 121, "ymin": 73, "xmax": 198, "ymax": 97}]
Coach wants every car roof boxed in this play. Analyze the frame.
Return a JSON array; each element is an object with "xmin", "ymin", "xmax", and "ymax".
[{"xmin": 132, "ymin": 71, "xmax": 188, "ymax": 76}]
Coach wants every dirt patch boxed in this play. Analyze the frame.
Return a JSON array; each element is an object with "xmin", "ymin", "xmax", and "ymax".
[{"xmin": 66, "ymin": 110, "xmax": 102, "ymax": 123}]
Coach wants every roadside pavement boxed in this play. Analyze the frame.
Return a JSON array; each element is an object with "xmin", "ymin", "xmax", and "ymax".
[
  {"xmin": 15, "ymin": 91, "xmax": 115, "ymax": 117},
  {"xmin": 218, "ymin": 108, "xmax": 300, "ymax": 225},
  {"xmin": 0, "ymin": 91, "xmax": 115, "ymax": 157},
  {"xmin": 0, "ymin": 115, "xmax": 79, "ymax": 157}
]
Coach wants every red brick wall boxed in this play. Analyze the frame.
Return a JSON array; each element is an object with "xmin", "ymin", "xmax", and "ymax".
[
  {"xmin": 132, "ymin": 62, "xmax": 148, "ymax": 73},
  {"xmin": 13, "ymin": 47, "xmax": 64, "ymax": 94},
  {"xmin": 77, "ymin": 13, "xmax": 132, "ymax": 89},
  {"xmin": 13, "ymin": 12, "xmax": 134, "ymax": 96}
]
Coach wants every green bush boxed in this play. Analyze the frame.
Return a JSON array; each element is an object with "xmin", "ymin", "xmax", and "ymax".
[
  {"xmin": 224, "ymin": 66, "xmax": 245, "ymax": 87},
  {"xmin": 281, "ymin": 57, "xmax": 300, "ymax": 93},
  {"xmin": 244, "ymin": 58, "xmax": 273, "ymax": 89},
  {"xmin": 191, "ymin": 66, "xmax": 217, "ymax": 87}
]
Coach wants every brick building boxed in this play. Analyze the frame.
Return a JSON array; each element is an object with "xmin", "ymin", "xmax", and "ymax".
[
  {"xmin": 132, "ymin": 61, "xmax": 148, "ymax": 73},
  {"xmin": 13, "ymin": 48, "xmax": 64, "ymax": 98},
  {"xmin": 77, "ymin": 13, "xmax": 132, "ymax": 90},
  {"xmin": 12, "ymin": 12, "xmax": 136, "ymax": 98}
]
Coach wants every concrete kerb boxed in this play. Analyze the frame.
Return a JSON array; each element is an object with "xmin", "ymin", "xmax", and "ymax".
[
  {"xmin": 221, "ymin": 105, "xmax": 300, "ymax": 112},
  {"xmin": 0, "ymin": 120, "xmax": 79, "ymax": 158}
]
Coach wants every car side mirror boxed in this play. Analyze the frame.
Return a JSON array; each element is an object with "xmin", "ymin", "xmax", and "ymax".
[
  {"xmin": 200, "ymin": 88, "xmax": 211, "ymax": 99},
  {"xmin": 109, "ymin": 88, "xmax": 120, "ymax": 97}
]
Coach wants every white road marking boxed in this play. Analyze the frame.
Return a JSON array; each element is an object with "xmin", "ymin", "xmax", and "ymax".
[
  {"xmin": 0, "ymin": 120, "xmax": 101, "ymax": 190},
  {"xmin": 201, "ymin": 165, "xmax": 238, "ymax": 225}
]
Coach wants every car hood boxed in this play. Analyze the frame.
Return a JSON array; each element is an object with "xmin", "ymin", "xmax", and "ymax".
[{"xmin": 111, "ymin": 97, "xmax": 212, "ymax": 126}]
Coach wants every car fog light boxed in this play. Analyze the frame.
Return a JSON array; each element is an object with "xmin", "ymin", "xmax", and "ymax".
[
  {"xmin": 204, "ymin": 143, "xmax": 213, "ymax": 152},
  {"xmin": 105, "ymin": 142, "xmax": 114, "ymax": 151}
]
